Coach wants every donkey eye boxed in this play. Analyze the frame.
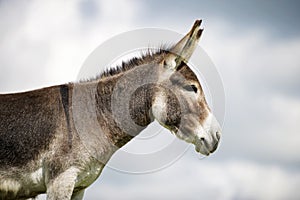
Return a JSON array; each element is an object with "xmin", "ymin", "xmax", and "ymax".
[{"xmin": 183, "ymin": 84, "xmax": 198, "ymax": 93}]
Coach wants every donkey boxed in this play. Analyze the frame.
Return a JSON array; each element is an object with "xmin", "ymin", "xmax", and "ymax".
[{"xmin": 0, "ymin": 20, "xmax": 221, "ymax": 200}]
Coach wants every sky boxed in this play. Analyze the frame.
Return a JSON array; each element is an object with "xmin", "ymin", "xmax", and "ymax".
[{"xmin": 1, "ymin": 0, "xmax": 300, "ymax": 199}]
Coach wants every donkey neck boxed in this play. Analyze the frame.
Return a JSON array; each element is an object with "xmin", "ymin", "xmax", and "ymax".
[{"xmin": 95, "ymin": 63, "xmax": 160, "ymax": 149}]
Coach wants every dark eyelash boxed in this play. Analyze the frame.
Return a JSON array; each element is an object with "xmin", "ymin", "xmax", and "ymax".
[{"xmin": 183, "ymin": 85, "xmax": 198, "ymax": 93}]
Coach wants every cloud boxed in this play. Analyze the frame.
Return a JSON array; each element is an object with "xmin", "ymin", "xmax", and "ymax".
[
  {"xmin": 85, "ymin": 155, "xmax": 300, "ymax": 200},
  {"xmin": 199, "ymin": 21, "xmax": 300, "ymax": 166},
  {"xmin": 0, "ymin": 0, "xmax": 141, "ymax": 93},
  {"xmin": 138, "ymin": 0, "xmax": 300, "ymax": 39}
]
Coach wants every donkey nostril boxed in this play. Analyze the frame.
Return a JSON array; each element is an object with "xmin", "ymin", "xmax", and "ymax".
[{"xmin": 200, "ymin": 137, "xmax": 205, "ymax": 142}]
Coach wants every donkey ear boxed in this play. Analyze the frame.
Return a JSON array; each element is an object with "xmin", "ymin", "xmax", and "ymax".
[{"xmin": 164, "ymin": 20, "xmax": 203, "ymax": 70}]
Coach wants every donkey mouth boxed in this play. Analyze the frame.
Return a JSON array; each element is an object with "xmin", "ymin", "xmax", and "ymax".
[
  {"xmin": 195, "ymin": 138, "xmax": 219, "ymax": 156},
  {"xmin": 195, "ymin": 144, "xmax": 210, "ymax": 156}
]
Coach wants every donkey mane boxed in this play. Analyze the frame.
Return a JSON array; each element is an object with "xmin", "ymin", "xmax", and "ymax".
[{"xmin": 98, "ymin": 47, "xmax": 170, "ymax": 79}]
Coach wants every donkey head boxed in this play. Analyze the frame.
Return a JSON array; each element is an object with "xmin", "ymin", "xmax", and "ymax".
[{"xmin": 151, "ymin": 20, "xmax": 221, "ymax": 156}]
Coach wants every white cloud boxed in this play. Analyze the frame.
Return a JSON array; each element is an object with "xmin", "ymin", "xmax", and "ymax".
[
  {"xmin": 0, "ymin": 0, "xmax": 141, "ymax": 93},
  {"xmin": 85, "ymin": 155, "xmax": 300, "ymax": 200},
  {"xmin": 202, "ymin": 20, "xmax": 300, "ymax": 93},
  {"xmin": 200, "ymin": 20, "xmax": 300, "ymax": 164}
]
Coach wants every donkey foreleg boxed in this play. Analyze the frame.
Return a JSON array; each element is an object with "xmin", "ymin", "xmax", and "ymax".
[{"xmin": 46, "ymin": 167, "xmax": 80, "ymax": 200}]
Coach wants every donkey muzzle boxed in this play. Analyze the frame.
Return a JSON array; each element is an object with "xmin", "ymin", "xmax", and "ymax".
[{"xmin": 195, "ymin": 113, "xmax": 221, "ymax": 156}]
